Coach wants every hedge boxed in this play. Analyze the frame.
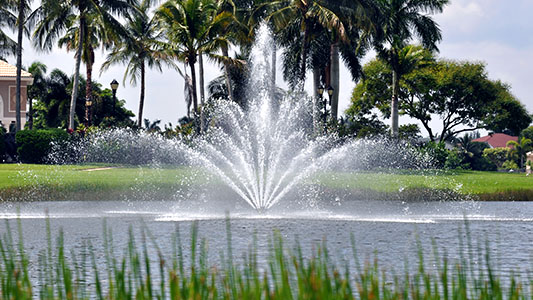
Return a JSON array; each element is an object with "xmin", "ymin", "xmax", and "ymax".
[
  {"xmin": 15, "ymin": 129, "xmax": 69, "ymax": 163},
  {"xmin": 0, "ymin": 127, "xmax": 5, "ymax": 161}
]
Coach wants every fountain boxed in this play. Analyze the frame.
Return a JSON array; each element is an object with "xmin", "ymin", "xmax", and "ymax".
[{"xmin": 44, "ymin": 23, "xmax": 447, "ymax": 212}]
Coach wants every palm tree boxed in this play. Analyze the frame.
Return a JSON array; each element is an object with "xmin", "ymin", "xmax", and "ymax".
[
  {"xmin": 507, "ymin": 137, "xmax": 533, "ymax": 169},
  {"xmin": 27, "ymin": 61, "xmax": 47, "ymax": 129},
  {"xmin": 156, "ymin": 0, "xmax": 236, "ymax": 126},
  {"xmin": 101, "ymin": 0, "xmax": 172, "ymax": 127},
  {"xmin": 11, "ymin": 0, "xmax": 34, "ymax": 132},
  {"xmin": 0, "ymin": 0, "xmax": 16, "ymax": 57},
  {"xmin": 266, "ymin": 0, "xmax": 349, "ymax": 89},
  {"xmin": 32, "ymin": 0, "xmax": 133, "ymax": 130},
  {"xmin": 372, "ymin": 0, "xmax": 448, "ymax": 137}
]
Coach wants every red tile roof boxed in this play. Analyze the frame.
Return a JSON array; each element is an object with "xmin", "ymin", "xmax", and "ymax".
[
  {"xmin": 0, "ymin": 60, "xmax": 32, "ymax": 78},
  {"xmin": 473, "ymin": 133, "xmax": 518, "ymax": 148}
]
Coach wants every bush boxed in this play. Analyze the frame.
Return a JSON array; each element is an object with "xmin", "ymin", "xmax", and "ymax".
[
  {"xmin": 483, "ymin": 148, "xmax": 511, "ymax": 169},
  {"xmin": 0, "ymin": 128, "xmax": 5, "ymax": 162},
  {"xmin": 502, "ymin": 160, "xmax": 519, "ymax": 170},
  {"xmin": 445, "ymin": 148, "xmax": 466, "ymax": 169},
  {"xmin": 421, "ymin": 141, "xmax": 448, "ymax": 168},
  {"xmin": 471, "ymin": 156, "xmax": 497, "ymax": 171},
  {"xmin": 15, "ymin": 129, "xmax": 69, "ymax": 163}
]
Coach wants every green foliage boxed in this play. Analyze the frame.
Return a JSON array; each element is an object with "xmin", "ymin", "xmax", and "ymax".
[
  {"xmin": 0, "ymin": 129, "xmax": 5, "ymax": 161},
  {"xmin": 349, "ymin": 52, "xmax": 531, "ymax": 142},
  {"xmin": 420, "ymin": 141, "xmax": 448, "ymax": 168},
  {"xmin": 483, "ymin": 148, "xmax": 511, "ymax": 169},
  {"xmin": 398, "ymin": 123, "xmax": 421, "ymax": 142},
  {"xmin": 520, "ymin": 126, "xmax": 533, "ymax": 141},
  {"xmin": 444, "ymin": 148, "xmax": 466, "ymax": 169},
  {"xmin": 29, "ymin": 66, "xmax": 134, "ymax": 129},
  {"xmin": 507, "ymin": 137, "xmax": 533, "ymax": 168},
  {"xmin": 15, "ymin": 129, "xmax": 69, "ymax": 164},
  {"xmin": 502, "ymin": 160, "xmax": 519, "ymax": 170},
  {"xmin": 338, "ymin": 115, "xmax": 388, "ymax": 138}
]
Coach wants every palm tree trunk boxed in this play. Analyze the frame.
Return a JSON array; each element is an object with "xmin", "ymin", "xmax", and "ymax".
[
  {"xmin": 15, "ymin": 0, "xmax": 24, "ymax": 132},
  {"xmin": 198, "ymin": 51, "xmax": 205, "ymax": 105},
  {"xmin": 85, "ymin": 46, "xmax": 94, "ymax": 126},
  {"xmin": 271, "ymin": 42, "xmax": 276, "ymax": 92},
  {"xmin": 69, "ymin": 16, "xmax": 85, "ymax": 130},
  {"xmin": 330, "ymin": 42, "xmax": 339, "ymax": 120},
  {"xmin": 189, "ymin": 60, "xmax": 199, "ymax": 132},
  {"xmin": 312, "ymin": 67, "xmax": 320, "ymax": 133},
  {"xmin": 137, "ymin": 61, "xmax": 145, "ymax": 128},
  {"xmin": 221, "ymin": 44, "xmax": 233, "ymax": 102},
  {"xmin": 299, "ymin": 27, "xmax": 309, "ymax": 89},
  {"xmin": 391, "ymin": 68, "xmax": 400, "ymax": 137}
]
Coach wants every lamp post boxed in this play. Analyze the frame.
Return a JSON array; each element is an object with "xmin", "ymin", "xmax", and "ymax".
[
  {"xmin": 327, "ymin": 85, "xmax": 334, "ymax": 105},
  {"xmin": 85, "ymin": 99, "xmax": 92, "ymax": 127},
  {"xmin": 110, "ymin": 79, "xmax": 119, "ymax": 118},
  {"xmin": 317, "ymin": 85, "xmax": 325, "ymax": 132}
]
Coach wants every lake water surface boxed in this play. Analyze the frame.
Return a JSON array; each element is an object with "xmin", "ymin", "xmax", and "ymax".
[{"xmin": 1, "ymin": 199, "xmax": 532, "ymax": 279}]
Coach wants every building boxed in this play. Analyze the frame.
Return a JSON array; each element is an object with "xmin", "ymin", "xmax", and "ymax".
[
  {"xmin": 0, "ymin": 60, "xmax": 34, "ymax": 131},
  {"xmin": 472, "ymin": 133, "xmax": 518, "ymax": 148}
]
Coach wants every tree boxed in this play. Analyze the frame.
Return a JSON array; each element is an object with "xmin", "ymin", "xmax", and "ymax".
[
  {"xmin": 27, "ymin": 61, "xmax": 48, "ymax": 129},
  {"xmin": 30, "ymin": 67, "xmax": 134, "ymax": 129},
  {"xmin": 483, "ymin": 82, "xmax": 532, "ymax": 136},
  {"xmin": 10, "ymin": 0, "xmax": 33, "ymax": 132},
  {"xmin": 521, "ymin": 126, "xmax": 533, "ymax": 141},
  {"xmin": 349, "ymin": 55, "xmax": 532, "ymax": 142},
  {"xmin": 101, "ymin": 0, "xmax": 171, "ymax": 127},
  {"xmin": 507, "ymin": 137, "xmax": 533, "ymax": 169},
  {"xmin": 156, "ymin": 0, "xmax": 236, "ymax": 129},
  {"xmin": 267, "ymin": 0, "xmax": 348, "ymax": 87},
  {"xmin": 372, "ymin": 0, "xmax": 448, "ymax": 137},
  {"xmin": 0, "ymin": 0, "xmax": 16, "ymax": 57},
  {"xmin": 32, "ymin": 0, "xmax": 134, "ymax": 130}
]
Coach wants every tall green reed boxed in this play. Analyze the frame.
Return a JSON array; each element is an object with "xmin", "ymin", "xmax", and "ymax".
[{"xmin": 0, "ymin": 218, "xmax": 530, "ymax": 299}]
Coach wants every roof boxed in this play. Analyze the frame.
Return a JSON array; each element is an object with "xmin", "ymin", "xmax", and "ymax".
[
  {"xmin": 473, "ymin": 133, "xmax": 518, "ymax": 148},
  {"xmin": 0, "ymin": 60, "xmax": 32, "ymax": 78}
]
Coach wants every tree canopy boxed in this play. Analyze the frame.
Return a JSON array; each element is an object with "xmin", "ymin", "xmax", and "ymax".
[{"xmin": 348, "ymin": 51, "xmax": 532, "ymax": 142}]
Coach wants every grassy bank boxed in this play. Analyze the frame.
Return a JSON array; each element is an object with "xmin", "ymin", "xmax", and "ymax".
[
  {"xmin": 318, "ymin": 170, "xmax": 533, "ymax": 201},
  {"xmin": 0, "ymin": 164, "xmax": 200, "ymax": 201},
  {"xmin": 0, "ymin": 219, "xmax": 529, "ymax": 299},
  {"xmin": 0, "ymin": 164, "xmax": 532, "ymax": 201}
]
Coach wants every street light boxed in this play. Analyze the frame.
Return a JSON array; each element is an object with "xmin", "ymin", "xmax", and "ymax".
[
  {"xmin": 327, "ymin": 85, "xmax": 334, "ymax": 105},
  {"xmin": 110, "ymin": 79, "xmax": 119, "ymax": 117},
  {"xmin": 85, "ymin": 99, "xmax": 93, "ymax": 127}
]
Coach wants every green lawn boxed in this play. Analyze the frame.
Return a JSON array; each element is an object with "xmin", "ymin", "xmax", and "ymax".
[
  {"xmin": 317, "ymin": 170, "xmax": 533, "ymax": 195},
  {"xmin": 0, "ymin": 164, "xmax": 531, "ymax": 201}
]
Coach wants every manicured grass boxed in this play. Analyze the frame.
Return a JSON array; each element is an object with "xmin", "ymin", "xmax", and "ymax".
[
  {"xmin": 0, "ymin": 164, "xmax": 531, "ymax": 201},
  {"xmin": 317, "ymin": 170, "xmax": 533, "ymax": 195},
  {"xmin": 0, "ymin": 164, "xmax": 196, "ymax": 190}
]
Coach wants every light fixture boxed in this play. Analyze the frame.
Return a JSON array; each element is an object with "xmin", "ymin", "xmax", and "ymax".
[
  {"xmin": 327, "ymin": 86, "xmax": 334, "ymax": 96},
  {"xmin": 110, "ymin": 79, "xmax": 119, "ymax": 91},
  {"xmin": 317, "ymin": 85, "xmax": 324, "ymax": 96}
]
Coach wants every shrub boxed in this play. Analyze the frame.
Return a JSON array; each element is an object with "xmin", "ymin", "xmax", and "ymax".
[
  {"xmin": 0, "ymin": 128, "xmax": 5, "ymax": 162},
  {"xmin": 15, "ymin": 129, "xmax": 69, "ymax": 163},
  {"xmin": 444, "ymin": 148, "xmax": 465, "ymax": 169},
  {"xmin": 502, "ymin": 160, "xmax": 519, "ymax": 170},
  {"xmin": 421, "ymin": 141, "xmax": 448, "ymax": 168},
  {"xmin": 471, "ymin": 156, "xmax": 497, "ymax": 171},
  {"xmin": 483, "ymin": 147, "xmax": 511, "ymax": 169}
]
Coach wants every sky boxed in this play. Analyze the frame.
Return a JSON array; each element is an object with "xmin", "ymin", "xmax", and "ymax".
[{"xmin": 3, "ymin": 0, "xmax": 533, "ymax": 132}]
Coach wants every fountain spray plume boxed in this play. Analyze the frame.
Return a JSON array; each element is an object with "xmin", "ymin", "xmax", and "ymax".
[{"xmin": 185, "ymin": 24, "xmax": 340, "ymax": 210}]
